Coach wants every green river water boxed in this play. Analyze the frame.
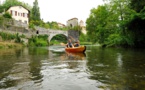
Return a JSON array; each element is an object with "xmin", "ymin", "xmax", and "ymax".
[{"xmin": 0, "ymin": 46, "xmax": 145, "ymax": 90}]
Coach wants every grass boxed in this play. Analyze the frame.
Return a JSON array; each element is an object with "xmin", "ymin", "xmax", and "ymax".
[
  {"xmin": 80, "ymin": 42, "xmax": 92, "ymax": 45},
  {"xmin": 0, "ymin": 41, "xmax": 23, "ymax": 49},
  {"xmin": 49, "ymin": 40, "xmax": 64, "ymax": 45}
]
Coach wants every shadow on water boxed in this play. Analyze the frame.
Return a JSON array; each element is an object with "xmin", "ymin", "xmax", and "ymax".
[{"xmin": 86, "ymin": 46, "xmax": 145, "ymax": 90}]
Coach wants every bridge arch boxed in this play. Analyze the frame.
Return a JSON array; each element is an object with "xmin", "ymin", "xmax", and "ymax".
[
  {"xmin": 49, "ymin": 33, "xmax": 68, "ymax": 42},
  {"xmin": 48, "ymin": 30, "xmax": 68, "ymax": 42}
]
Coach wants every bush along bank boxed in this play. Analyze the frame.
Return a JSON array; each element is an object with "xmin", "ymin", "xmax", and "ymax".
[
  {"xmin": 28, "ymin": 35, "xmax": 49, "ymax": 47},
  {"xmin": 0, "ymin": 32, "xmax": 24, "ymax": 48}
]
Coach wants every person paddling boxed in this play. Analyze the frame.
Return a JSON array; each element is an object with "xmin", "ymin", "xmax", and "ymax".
[
  {"xmin": 66, "ymin": 39, "xmax": 74, "ymax": 48},
  {"xmin": 74, "ymin": 40, "xmax": 80, "ymax": 47}
]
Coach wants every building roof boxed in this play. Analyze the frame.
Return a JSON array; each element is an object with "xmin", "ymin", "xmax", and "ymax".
[
  {"xmin": 57, "ymin": 22, "xmax": 66, "ymax": 27},
  {"xmin": 7, "ymin": 5, "xmax": 30, "ymax": 13},
  {"xmin": 67, "ymin": 17, "xmax": 78, "ymax": 21}
]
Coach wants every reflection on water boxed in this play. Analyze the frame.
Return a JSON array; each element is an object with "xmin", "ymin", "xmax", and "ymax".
[
  {"xmin": 86, "ymin": 47, "xmax": 145, "ymax": 90},
  {"xmin": 0, "ymin": 46, "xmax": 145, "ymax": 90},
  {"xmin": 65, "ymin": 52, "xmax": 86, "ymax": 60}
]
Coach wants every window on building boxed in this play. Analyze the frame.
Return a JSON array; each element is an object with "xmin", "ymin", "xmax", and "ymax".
[
  {"xmin": 70, "ymin": 24, "xmax": 72, "ymax": 27},
  {"xmin": 15, "ymin": 11, "xmax": 17, "ymax": 16},
  {"xmin": 10, "ymin": 10, "xmax": 12, "ymax": 15},
  {"xmin": 23, "ymin": 13, "xmax": 25, "ymax": 17}
]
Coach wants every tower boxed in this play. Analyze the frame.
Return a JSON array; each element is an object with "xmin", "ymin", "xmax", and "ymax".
[{"xmin": 79, "ymin": 20, "xmax": 84, "ymax": 27}]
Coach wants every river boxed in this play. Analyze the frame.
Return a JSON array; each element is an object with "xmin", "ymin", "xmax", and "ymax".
[{"xmin": 0, "ymin": 46, "xmax": 145, "ymax": 90}]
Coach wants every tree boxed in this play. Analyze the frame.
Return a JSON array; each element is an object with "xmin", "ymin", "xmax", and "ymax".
[
  {"xmin": 126, "ymin": 0, "xmax": 145, "ymax": 48},
  {"xmin": 31, "ymin": 0, "xmax": 41, "ymax": 21},
  {"xmin": 86, "ymin": 5, "xmax": 110, "ymax": 44},
  {"xmin": 46, "ymin": 21, "xmax": 59, "ymax": 29},
  {"xmin": 104, "ymin": 0, "xmax": 136, "ymax": 46},
  {"xmin": 130, "ymin": 0, "xmax": 145, "ymax": 13},
  {"xmin": 3, "ymin": 12, "xmax": 12, "ymax": 19},
  {"xmin": 86, "ymin": 0, "xmax": 136, "ymax": 46}
]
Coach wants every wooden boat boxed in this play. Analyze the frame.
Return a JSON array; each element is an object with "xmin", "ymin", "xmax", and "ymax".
[{"xmin": 65, "ymin": 46, "xmax": 86, "ymax": 53}]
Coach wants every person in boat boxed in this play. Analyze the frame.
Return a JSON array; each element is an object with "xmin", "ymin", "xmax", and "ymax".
[
  {"xmin": 66, "ymin": 39, "xmax": 74, "ymax": 48},
  {"xmin": 74, "ymin": 40, "xmax": 80, "ymax": 47}
]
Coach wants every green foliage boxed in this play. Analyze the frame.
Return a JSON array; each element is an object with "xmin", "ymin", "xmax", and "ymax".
[
  {"xmin": 28, "ymin": 35, "xmax": 48, "ymax": 47},
  {"xmin": 80, "ymin": 42, "xmax": 92, "ymax": 45},
  {"xmin": 130, "ymin": 0, "xmax": 145, "ymax": 12},
  {"xmin": 126, "ymin": 15, "xmax": 145, "ymax": 47},
  {"xmin": 0, "ymin": 16, "xmax": 4, "ymax": 26},
  {"xmin": 46, "ymin": 21, "xmax": 59, "ymax": 29},
  {"xmin": 105, "ymin": 34, "xmax": 123, "ymax": 47},
  {"xmin": 67, "ymin": 25, "xmax": 82, "ymax": 31},
  {"xmin": 0, "ymin": 32, "xmax": 23, "ymax": 43},
  {"xmin": 86, "ymin": 5, "xmax": 110, "ymax": 44},
  {"xmin": 29, "ymin": 20, "xmax": 44, "ymax": 27},
  {"xmin": 51, "ymin": 34, "xmax": 67, "ymax": 43},
  {"xmin": 3, "ymin": 12, "xmax": 12, "ymax": 19},
  {"xmin": 15, "ymin": 33, "xmax": 22, "ymax": 43},
  {"xmin": 49, "ymin": 40, "xmax": 61, "ymax": 45},
  {"xmin": 50, "ymin": 34, "xmax": 67, "ymax": 45},
  {"xmin": 79, "ymin": 33, "xmax": 88, "ymax": 42},
  {"xmin": 31, "ymin": 0, "xmax": 41, "ymax": 21},
  {"xmin": 1, "ymin": 0, "xmax": 21, "ymax": 13},
  {"xmin": 0, "ymin": 5, "xmax": 5, "ymax": 13},
  {"xmin": 29, "ymin": 20, "xmax": 63, "ymax": 30},
  {"xmin": 86, "ymin": 0, "xmax": 145, "ymax": 48},
  {"xmin": 0, "ymin": 32, "xmax": 16, "ymax": 40}
]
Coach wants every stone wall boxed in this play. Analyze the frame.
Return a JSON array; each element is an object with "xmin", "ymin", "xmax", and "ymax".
[
  {"xmin": 0, "ymin": 27, "xmax": 35, "ymax": 38},
  {"xmin": 68, "ymin": 30, "xmax": 79, "ymax": 42},
  {"xmin": 13, "ymin": 20, "xmax": 28, "ymax": 28},
  {"xmin": 0, "ymin": 18, "xmax": 34, "ymax": 38},
  {"xmin": 1, "ymin": 18, "xmax": 28, "ymax": 28}
]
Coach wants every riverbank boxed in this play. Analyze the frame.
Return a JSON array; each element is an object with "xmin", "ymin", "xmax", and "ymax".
[
  {"xmin": 0, "ymin": 41, "xmax": 23, "ymax": 49},
  {"xmin": 50, "ymin": 41, "xmax": 93, "ymax": 46}
]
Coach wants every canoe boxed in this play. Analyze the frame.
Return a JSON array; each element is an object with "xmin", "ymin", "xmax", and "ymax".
[{"xmin": 65, "ymin": 46, "xmax": 86, "ymax": 53}]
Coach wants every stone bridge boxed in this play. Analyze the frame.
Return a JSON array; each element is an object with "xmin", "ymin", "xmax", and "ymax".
[
  {"xmin": 37, "ymin": 29, "xmax": 79, "ymax": 42},
  {"xmin": 37, "ymin": 29, "xmax": 68, "ymax": 42}
]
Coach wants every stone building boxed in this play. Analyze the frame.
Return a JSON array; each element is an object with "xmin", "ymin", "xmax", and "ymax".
[
  {"xmin": 67, "ymin": 18, "xmax": 87, "ymax": 34},
  {"xmin": 67, "ymin": 18, "xmax": 78, "ymax": 27},
  {"xmin": 57, "ymin": 22, "xmax": 65, "ymax": 28},
  {"xmin": 6, "ymin": 5, "xmax": 30, "ymax": 24},
  {"xmin": 79, "ymin": 20, "xmax": 84, "ymax": 27},
  {"xmin": 79, "ymin": 20, "xmax": 87, "ymax": 34}
]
